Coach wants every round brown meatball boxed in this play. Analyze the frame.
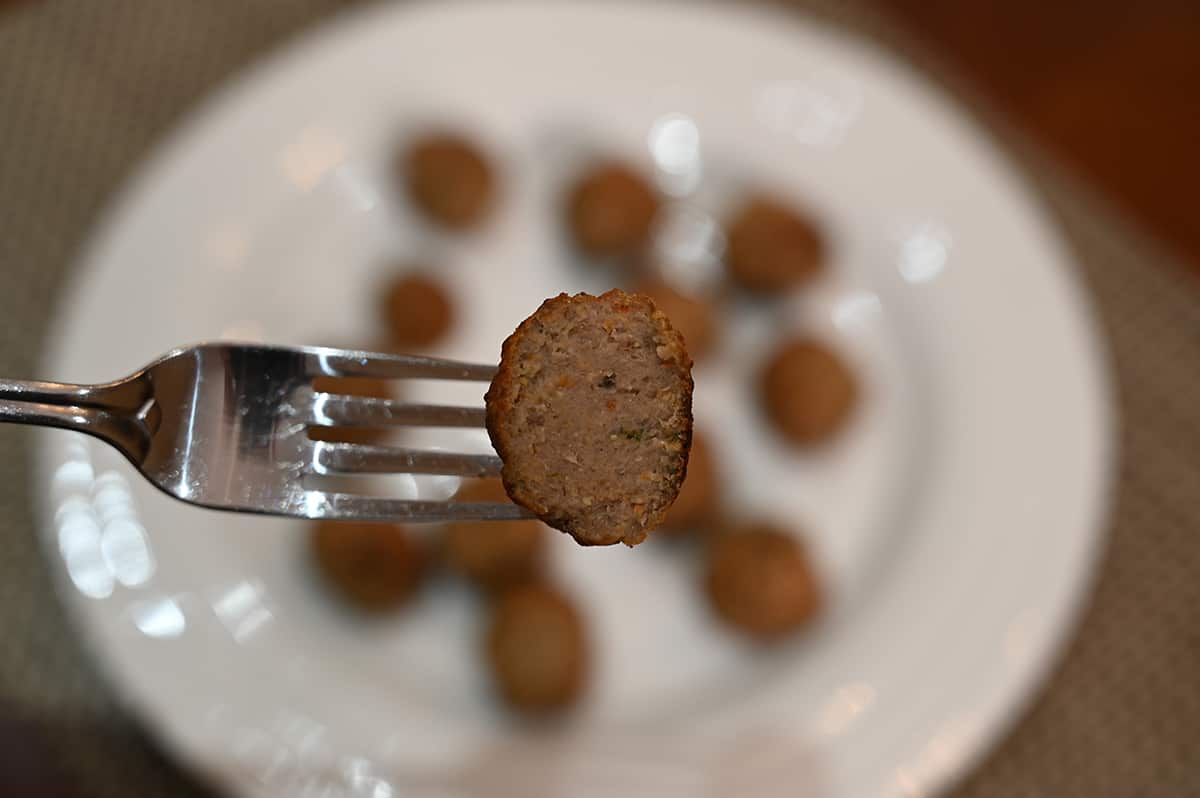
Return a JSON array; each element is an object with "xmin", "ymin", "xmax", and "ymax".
[
  {"xmin": 402, "ymin": 133, "xmax": 495, "ymax": 229},
  {"xmin": 704, "ymin": 523, "xmax": 821, "ymax": 640},
  {"xmin": 632, "ymin": 279, "xmax": 717, "ymax": 361},
  {"xmin": 760, "ymin": 337, "xmax": 857, "ymax": 445},
  {"xmin": 486, "ymin": 584, "xmax": 589, "ymax": 712},
  {"xmin": 444, "ymin": 480, "xmax": 546, "ymax": 591},
  {"xmin": 308, "ymin": 375, "xmax": 393, "ymax": 445},
  {"xmin": 311, "ymin": 521, "xmax": 424, "ymax": 612},
  {"xmin": 725, "ymin": 195, "xmax": 824, "ymax": 293},
  {"xmin": 381, "ymin": 273, "xmax": 454, "ymax": 348},
  {"xmin": 486, "ymin": 290, "xmax": 694, "ymax": 547},
  {"xmin": 661, "ymin": 430, "xmax": 720, "ymax": 534},
  {"xmin": 566, "ymin": 163, "xmax": 659, "ymax": 257}
]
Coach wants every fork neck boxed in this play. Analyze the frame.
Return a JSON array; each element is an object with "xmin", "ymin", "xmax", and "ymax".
[
  {"xmin": 0, "ymin": 377, "xmax": 149, "ymax": 411},
  {"xmin": 0, "ymin": 377, "xmax": 153, "ymax": 463}
]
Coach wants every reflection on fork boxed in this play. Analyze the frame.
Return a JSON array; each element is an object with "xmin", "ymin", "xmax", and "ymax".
[{"xmin": 1, "ymin": 343, "xmax": 533, "ymax": 524}]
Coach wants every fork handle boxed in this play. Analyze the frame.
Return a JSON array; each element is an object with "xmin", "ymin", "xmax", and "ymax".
[
  {"xmin": 0, "ymin": 397, "xmax": 148, "ymax": 453},
  {"xmin": 0, "ymin": 376, "xmax": 149, "ymax": 411},
  {"xmin": 0, "ymin": 377, "xmax": 152, "ymax": 462}
]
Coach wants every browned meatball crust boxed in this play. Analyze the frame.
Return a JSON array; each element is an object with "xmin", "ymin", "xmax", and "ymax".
[
  {"xmin": 402, "ymin": 133, "xmax": 495, "ymax": 229},
  {"xmin": 725, "ymin": 195, "xmax": 824, "ymax": 293},
  {"xmin": 761, "ymin": 337, "xmax": 857, "ymax": 445},
  {"xmin": 632, "ymin": 278, "xmax": 718, "ymax": 361},
  {"xmin": 381, "ymin": 273, "xmax": 454, "ymax": 348},
  {"xmin": 704, "ymin": 523, "xmax": 821, "ymax": 640},
  {"xmin": 486, "ymin": 290, "xmax": 694, "ymax": 547},
  {"xmin": 661, "ymin": 430, "xmax": 719, "ymax": 533},
  {"xmin": 566, "ymin": 163, "xmax": 659, "ymax": 257},
  {"xmin": 486, "ymin": 584, "xmax": 589, "ymax": 712},
  {"xmin": 444, "ymin": 480, "xmax": 547, "ymax": 591},
  {"xmin": 311, "ymin": 521, "xmax": 424, "ymax": 611}
]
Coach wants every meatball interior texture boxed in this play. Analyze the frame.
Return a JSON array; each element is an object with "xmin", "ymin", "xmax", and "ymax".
[{"xmin": 486, "ymin": 290, "xmax": 694, "ymax": 547}]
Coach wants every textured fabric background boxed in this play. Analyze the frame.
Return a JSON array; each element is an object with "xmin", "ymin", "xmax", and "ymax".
[{"xmin": 0, "ymin": 1, "xmax": 1197, "ymax": 796}]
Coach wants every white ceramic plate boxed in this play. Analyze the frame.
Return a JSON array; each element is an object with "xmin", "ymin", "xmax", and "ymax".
[{"xmin": 35, "ymin": 2, "xmax": 1114, "ymax": 796}]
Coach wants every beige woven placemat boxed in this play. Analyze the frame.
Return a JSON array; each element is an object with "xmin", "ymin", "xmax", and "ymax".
[{"xmin": 1, "ymin": 1, "xmax": 1197, "ymax": 795}]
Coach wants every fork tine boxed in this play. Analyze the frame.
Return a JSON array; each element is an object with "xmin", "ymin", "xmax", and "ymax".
[
  {"xmin": 313, "ymin": 393, "xmax": 487, "ymax": 428},
  {"xmin": 301, "ymin": 491, "xmax": 536, "ymax": 522},
  {"xmin": 313, "ymin": 441, "xmax": 503, "ymax": 478},
  {"xmin": 299, "ymin": 346, "xmax": 496, "ymax": 381}
]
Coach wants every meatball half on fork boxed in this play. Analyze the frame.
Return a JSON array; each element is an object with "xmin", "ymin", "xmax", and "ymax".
[{"xmin": 485, "ymin": 290, "xmax": 695, "ymax": 547}]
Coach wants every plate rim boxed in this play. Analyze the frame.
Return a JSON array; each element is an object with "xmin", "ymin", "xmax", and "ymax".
[{"xmin": 32, "ymin": 2, "xmax": 1118, "ymax": 796}]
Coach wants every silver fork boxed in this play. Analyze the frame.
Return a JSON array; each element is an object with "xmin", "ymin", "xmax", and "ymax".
[{"xmin": 0, "ymin": 343, "xmax": 534, "ymax": 523}]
